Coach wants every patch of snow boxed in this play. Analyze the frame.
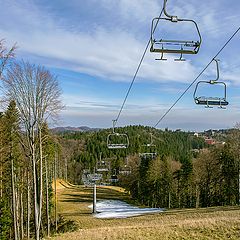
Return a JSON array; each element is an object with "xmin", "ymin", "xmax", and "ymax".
[{"xmin": 88, "ymin": 200, "xmax": 164, "ymax": 219}]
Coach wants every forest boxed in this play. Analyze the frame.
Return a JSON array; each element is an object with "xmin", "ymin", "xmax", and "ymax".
[
  {"xmin": 60, "ymin": 125, "xmax": 240, "ymax": 209},
  {"xmin": 0, "ymin": 40, "xmax": 63, "ymax": 240}
]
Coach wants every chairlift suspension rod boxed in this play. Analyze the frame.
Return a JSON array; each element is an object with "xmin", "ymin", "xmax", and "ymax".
[
  {"xmin": 163, "ymin": 0, "xmax": 177, "ymax": 21},
  {"xmin": 153, "ymin": 26, "xmax": 240, "ymax": 128}
]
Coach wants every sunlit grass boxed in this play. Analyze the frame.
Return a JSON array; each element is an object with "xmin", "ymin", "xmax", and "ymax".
[{"xmin": 47, "ymin": 180, "xmax": 240, "ymax": 240}]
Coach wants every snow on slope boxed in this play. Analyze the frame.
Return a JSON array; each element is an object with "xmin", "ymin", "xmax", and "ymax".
[{"xmin": 89, "ymin": 200, "xmax": 164, "ymax": 219}]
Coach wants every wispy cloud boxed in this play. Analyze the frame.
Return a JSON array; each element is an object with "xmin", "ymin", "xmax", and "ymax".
[
  {"xmin": 0, "ymin": 0, "xmax": 204, "ymax": 84},
  {"xmin": 1, "ymin": 0, "xmax": 240, "ymax": 130},
  {"xmin": 1, "ymin": 0, "xmax": 239, "ymax": 85},
  {"xmin": 60, "ymin": 104, "xmax": 240, "ymax": 130}
]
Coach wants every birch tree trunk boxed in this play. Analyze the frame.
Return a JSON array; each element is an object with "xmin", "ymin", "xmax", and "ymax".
[
  {"xmin": 32, "ymin": 128, "xmax": 40, "ymax": 240},
  {"xmin": 11, "ymin": 154, "xmax": 18, "ymax": 240},
  {"xmin": 45, "ymin": 156, "xmax": 50, "ymax": 237},
  {"xmin": 27, "ymin": 172, "xmax": 31, "ymax": 240},
  {"xmin": 37, "ymin": 128, "xmax": 43, "ymax": 237},
  {"xmin": 15, "ymin": 185, "xmax": 20, "ymax": 239}
]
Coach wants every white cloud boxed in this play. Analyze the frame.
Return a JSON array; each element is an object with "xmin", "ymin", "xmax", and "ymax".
[
  {"xmin": 1, "ymin": 0, "xmax": 240, "ymax": 130},
  {"xmin": 1, "ymin": 0, "xmax": 239, "ymax": 86},
  {"xmin": 0, "ymin": 0, "xmax": 201, "ymax": 84},
  {"xmin": 101, "ymin": 0, "xmax": 161, "ymax": 22}
]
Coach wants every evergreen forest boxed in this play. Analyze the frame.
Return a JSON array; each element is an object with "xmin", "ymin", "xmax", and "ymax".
[{"xmin": 59, "ymin": 125, "xmax": 240, "ymax": 209}]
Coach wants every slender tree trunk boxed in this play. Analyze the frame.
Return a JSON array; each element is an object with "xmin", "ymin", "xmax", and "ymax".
[
  {"xmin": 16, "ymin": 177, "xmax": 20, "ymax": 239},
  {"xmin": 11, "ymin": 156, "xmax": 18, "ymax": 240},
  {"xmin": 168, "ymin": 191, "xmax": 171, "ymax": 209},
  {"xmin": 54, "ymin": 150, "xmax": 58, "ymax": 232},
  {"xmin": 45, "ymin": 156, "xmax": 50, "ymax": 237},
  {"xmin": 27, "ymin": 171, "xmax": 31, "ymax": 240},
  {"xmin": 20, "ymin": 188, "xmax": 24, "ymax": 240},
  {"xmin": 196, "ymin": 184, "xmax": 200, "ymax": 208},
  {"xmin": 178, "ymin": 178, "xmax": 181, "ymax": 208},
  {"xmin": 32, "ymin": 136, "xmax": 40, "ymax": 240},
  {"xmin": 238, "ymin": 168, "xmax": 240, "ymax": 205},
  {"xmin": 37, "ymin": 128, "xmax": 43, "ymax": 236},
  {"xmin": 65, "ymin": 158, "xmax": 68, "ymax": 182}
]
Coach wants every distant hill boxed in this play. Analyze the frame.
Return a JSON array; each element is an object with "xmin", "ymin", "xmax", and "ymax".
[{"xmin": 51, "ymin": 126, "xmax": 101, "ymax": 133}]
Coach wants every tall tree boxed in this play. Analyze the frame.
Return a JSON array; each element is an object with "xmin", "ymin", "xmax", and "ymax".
[
  {"xmin": 3, "ymin": 61, "xmax": 62, "ymax": 240},
  {"xmin": 0, "ymin": 100, "xmax": 22, "ymax": 240},
  {"xmin": 4, "ymin": 100, "xmax": 21, "ymax": 240},
  {"xmin": 0, "ymin": 39, "xmax": 16, "ymax": 79}
]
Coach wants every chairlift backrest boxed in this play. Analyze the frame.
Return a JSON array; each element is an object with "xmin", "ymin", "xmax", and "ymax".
[
  {"xmin": 142, "ymin": 133, "xmax": 155, "ymax": 147},
  {"xmin": 96, "ymin": 160, "xmax": 110, "ymax": 172},
  {"xmin": 193, "ymin": 59, "xmax": 228, "ymax": 108},
  {"xmin": 150, "ymin": 0, "xmax": 202, "ymax": 59},
  {"xmin": 139, "ymin": 133, "xmax": 157, "ymax": 158},
  {"xmin": 107, "ymin": 120, "xmax": 129, "ymax": 149},
  {"xmin": 139, "ymin": 152, "xmax": 157, "ymax": 159}
]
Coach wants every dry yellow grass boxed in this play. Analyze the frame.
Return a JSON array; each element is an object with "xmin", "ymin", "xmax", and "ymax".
[
  {"xmin": 47, "ymin": 180, "xmax": 240, "ymax": 240},
  {"xmin": 100, "ymin": 185, "xmax": 126, "ymax": 193},
  {"xmin": 52, "ymin": 179, "xmax": 73, "ymax": 190}
]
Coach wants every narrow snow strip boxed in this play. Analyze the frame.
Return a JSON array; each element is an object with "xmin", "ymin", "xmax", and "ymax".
[{"xmin": 89, "ymin": 200, "xmax": 164, "ymax": 219}]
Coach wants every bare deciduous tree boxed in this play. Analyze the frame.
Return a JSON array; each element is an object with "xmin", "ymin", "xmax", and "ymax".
[
  {"xmin": 3, "ymin": 61, "xmax": 62, "ymax": 240},
  {"xmin": 0, "ymin": 39, "xmax": 16, "ymax": 79}
]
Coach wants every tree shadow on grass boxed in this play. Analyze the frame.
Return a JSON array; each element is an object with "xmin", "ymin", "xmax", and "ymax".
[{"xmin": 59, "ymin": 186, "xmax": 129, "ymax": 204}]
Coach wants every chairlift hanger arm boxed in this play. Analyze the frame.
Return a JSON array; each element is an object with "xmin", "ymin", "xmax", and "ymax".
[
  {"xmin": 112, "ymin": 119, "xmax": 117, "ymax": 133},
  {"xmin": 212, "ymin": 59, "xmax": 220, "ymax": 82},
  {"xmin": 163, "ymin": 0, "xmax": 178, "ymax": 22},
  {"xmin": 148, "ymin": 133, "xmax": 155, "ymax": 146}
]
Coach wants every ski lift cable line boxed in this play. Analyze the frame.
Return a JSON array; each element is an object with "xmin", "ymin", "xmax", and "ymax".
[
  {"xmin": 114, "ymin": 6, "xmax": 165, "ymax": 126},
  {"xmin": 153, "ymin": 26, "xmax": 240, "ymax": 128}
]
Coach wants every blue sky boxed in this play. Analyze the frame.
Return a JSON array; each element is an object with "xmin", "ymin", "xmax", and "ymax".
[{"xmin": 0, "ymin": 0, "xmax": 240, "ymax": 131}]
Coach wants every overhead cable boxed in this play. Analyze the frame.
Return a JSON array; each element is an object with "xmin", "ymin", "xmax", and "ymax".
[
  {"xmin": 153, "ymin": 26, "xmax": 240, "ymax": 128},
  {"xmin": 114, "ymin": 5, "xmax": 165, "ymax": 126}
]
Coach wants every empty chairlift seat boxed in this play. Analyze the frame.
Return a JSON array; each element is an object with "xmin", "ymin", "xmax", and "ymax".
[
  {"xmin": 194, "ymin": 59, "xmax": 229, "ymax": 108},
  {"xmin": 107, "ymin": 120, "xmax": 129, "ymax": 149},
  {"xmin": 150, "ymin": 0, "xmax": 202, "ymax": 60}
]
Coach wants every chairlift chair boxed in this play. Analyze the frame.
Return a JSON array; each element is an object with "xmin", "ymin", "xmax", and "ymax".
[
  {"xmin": 96, "ymin": 152, "xmax": 110, "ymax": 172},
  {"xmin": 119, "ymin": 157, "xmax": 132, "ymax": 175},
  {"xmin": 139, "ymin": 133, "xmax": 157, "ymax": 158},
  {"xmin": 96, "ymin": 160, "xmax": 110, "ymax": 172},
  {"xmin": 193, "ymin": 59, "xmax": 229, "ymax": 108},
  {"xmin": 109, "ymin": 175, "xmax": 118, "ymax": 183},
  {"xmin": 139, "ymin": 152, "xmax": 158, "ymax": 159},
  {"xmin": 150, "ymin": 0, "xmax": 202, "ymax": 60},
  {"xmin": 107, "ymin": 120, "xmax": 129, "ymax": 149},
  {"xmin": 142, "ymin": 133, "xmax": 155, "ymax": 147},
  {"xmin": 119, "ymin": 165, "xmax": 132, "ymax": 175},
  {"xmin": 194, "ymin": 83, "xmax": 228, "ymax": 108}
]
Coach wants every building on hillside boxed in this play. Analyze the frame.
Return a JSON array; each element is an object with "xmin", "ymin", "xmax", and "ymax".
[
  {"xmin": 194, "ymin": 132, "xmax": 199, "ymax": 137},
  {"xmin": 205, "ymin": 138, "xmax": 215, "ymax": 145}
]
